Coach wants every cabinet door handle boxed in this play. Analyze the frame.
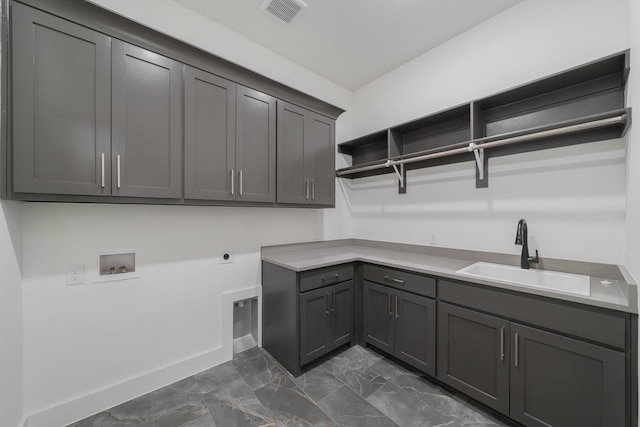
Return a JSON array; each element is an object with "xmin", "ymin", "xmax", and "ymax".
[
  {"xmin": 500, "ymin": 328, "xmax": 505, "ymax": 361},
  {"xmin": 395, "ymin": 295, "xmax": 399, "ymax": 321},
  {"xmin": 325, "ymin": 292, "xmax": 330, "ymax": 316},
  {"xmin": 384, "ymin": 276, "xmax": 405, "ymax": 285},
  {"xmin": 515, "ymin": 332, "xmax": 519, "ymax": 367},
  {"xmin": 388, "ymin": 294, "xmax": 392, "ymax": 318},
  {"xmin": 311, "ymin": 179, "xmax": 315, "ymax": 200},
  {"xmin": 239, "ymin": 170, "xmax": 243, "ymax": 196},
  {"xmin": 100, "ymin": 153, "xmax": 105, "ymax": 188},
  {"xmin": 332, "ymin": 291, "xmax": 336, "ymax": 315},
  {"xmin": 116, "ymin": 154, "xmax": 121, "ymax": 189},
  {"xmin": 305, "ymin": 179, "xmax": 310, "ymax": 200},
  {"xmin": 230, "ymin": 169, "xmax": 235, "ymax": 196}
]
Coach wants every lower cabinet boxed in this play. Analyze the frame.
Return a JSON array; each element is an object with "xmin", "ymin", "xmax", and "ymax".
[
  {"xmin": 363, "ymin": 277, "xmax": 436, "ymax": 376},
  {"xmin": 300, "ymin": 280, "xmax": 353, "ymax": 365},
  {"xmin": 438, "ymin": 302, "xmax": 626, "ymax": 427}
]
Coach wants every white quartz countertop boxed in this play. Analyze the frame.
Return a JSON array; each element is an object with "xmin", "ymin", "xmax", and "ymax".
[{"xmin": 262, "ymin": 243, "xmax": 637, "ymax": 314}]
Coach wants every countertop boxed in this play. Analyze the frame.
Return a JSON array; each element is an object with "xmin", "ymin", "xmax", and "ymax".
[{"xmin": 261, "ymin": 240, "xmax": 638, "ymax": 314}]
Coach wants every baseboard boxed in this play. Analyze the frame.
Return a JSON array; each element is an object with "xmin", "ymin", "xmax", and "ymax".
[
  {"xmin": 25, "ymin": 345, "xmax": 228, "ymax": 427},
  {"xmin": 24, "ymin": 286, "xmax": 262, "ymax": 427}
]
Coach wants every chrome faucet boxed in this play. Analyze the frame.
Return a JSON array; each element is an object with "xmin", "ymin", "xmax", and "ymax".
[{"xmin": 515, "ymin": 219, "xmax": 540, "ymax": 269}]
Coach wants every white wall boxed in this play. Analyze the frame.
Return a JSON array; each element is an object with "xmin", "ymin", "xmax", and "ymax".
[
  {"xmin": 19, "ymin": 1, "xmax": 353, "ymax": 425},
  {"xmin": 0, "ymin": 201, "xmax": 24, "ymax": 427},
  {"xmin": 345, "ymin": 0, "xmax": 630, "ymax": 264},
  {"xmin": 626, "ymin": 0, "xmax": 640, "ymax": 283}
]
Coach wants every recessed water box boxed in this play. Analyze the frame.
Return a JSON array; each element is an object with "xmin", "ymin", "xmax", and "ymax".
[
  {"xmin": 94, "ymin": 251, "xmax": 140, "ymax": 283},
  {"xmin": 233, "ymin": 297, "xmax": 259, "ymax": 356}
]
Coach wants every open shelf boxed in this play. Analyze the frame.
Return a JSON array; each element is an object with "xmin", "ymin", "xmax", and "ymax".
[{"xmin": 336, "ymin": 50, "xmax": 631, "ymax": 191}]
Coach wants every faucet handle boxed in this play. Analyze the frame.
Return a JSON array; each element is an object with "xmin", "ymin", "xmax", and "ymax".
[{"xmin": 528, "ymin": 250, "xmax": 540, "ymax": 264}]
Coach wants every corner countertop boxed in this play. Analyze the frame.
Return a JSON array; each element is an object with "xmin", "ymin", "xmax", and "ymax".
[{"xmin": 261, "ymin": 240, "xmax": 638, "ymax": 314}]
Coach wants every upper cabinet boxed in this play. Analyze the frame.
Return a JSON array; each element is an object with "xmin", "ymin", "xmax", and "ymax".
[
  {"xmin": 12, "ymin": 4, "xmax": 112, "ymax": 196},
  {"xmin": 111, "ymin": 41, "xmax": 183, "ymax": 199},
  {"xmin": 12, "ymin": 3, "xmax": 183, "ymax": 200},
  {"xmin": 277, "ymin": 101, "xmax": 335, "ymax": 206}
]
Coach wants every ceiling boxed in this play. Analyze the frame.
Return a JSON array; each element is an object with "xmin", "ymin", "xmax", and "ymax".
[{"xmin": 175, "ymin": 0, "xmax": 520, "ymax": 90}]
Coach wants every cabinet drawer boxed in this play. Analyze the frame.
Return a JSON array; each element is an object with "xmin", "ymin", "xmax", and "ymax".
[
  {"xmin": 363, "ymin": 264, "xmax": 436, "ymax": 298},
  {"xmin": 439, "ymin": 279, "xmax": 627, "ymax": 349},
  {"xmin": 300, "ymin": 264, "xmax": 353, "ymax": 292}
]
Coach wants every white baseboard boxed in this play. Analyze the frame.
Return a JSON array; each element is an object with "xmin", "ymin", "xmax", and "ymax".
[{"xmin": 25, "ymin": 286, "xmax": 262, "ymax": 427}]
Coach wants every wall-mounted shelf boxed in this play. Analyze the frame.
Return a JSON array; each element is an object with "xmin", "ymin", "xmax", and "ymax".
[{"xmin": 337, "ymin": 50, "xmax": 631, "ymax": 192}]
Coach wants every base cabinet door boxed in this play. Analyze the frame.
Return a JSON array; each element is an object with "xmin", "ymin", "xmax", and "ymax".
[
  {"xmin": 510, "ymin": 323, "xmax": 626, "ymax": 427},
  {"xmin": 330, "ymin": 280, "xmax": 354, "ymax": 349},
  {"xmin": 299, "ymin": 287, "xmax": 331, "ymax": 366},
  {"xmin": 437, "ymin": 303, "xmax": 510, "ymax": 415},
  {"xmin": 363, "ymin": 281, "xmax": 395, "ymax": 353},
  {"xmin": 395, "ymin": 291, "xmax": 436, "ymax": 376}
]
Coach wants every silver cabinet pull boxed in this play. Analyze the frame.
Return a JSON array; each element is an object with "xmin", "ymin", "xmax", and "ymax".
[
  {"xmin": 384, "ymin": 276, "xmax": 405, "ymax": 285},
  {"xmin": 395, "ymin": 295, "xmax": 399, "ymax": 321},
  {"xmin": 116, "ymin": 154, "xmax": 121, "ymax": 189},
  {"xmin": 230, "ymin": 169, "xmax": 235, "ymax": 196},
  {"xmin": 100, "ymin": 153, "xmax": 105, "ymax": 188},
  {"xmin": 305, "ymin": 179, "xmax": 310, "ymax": 200},
  {"xmin": 500, "ymin": 328, "xmax": 505, "ymax": 361},
  {"xmin": 325, "ymin": 292, "xmax": 329, "ymax": 316},
  {"xmin": 311, "ymin": 179, "xmax": 315, "ymax": 200},
  {"xmin": 388, "ymin": 294, "xmax": 392, "ymax": 318},
  {"xmin": 332, "ymin": 291, "xmax": 336, "ymax": 315},
  {"xmin": 515, "ymin": 332, "xmax": 519, "ymax": 367},
  {"xmin": 239, "ymin": 170, "xmax": 243, "ymax": 196}
]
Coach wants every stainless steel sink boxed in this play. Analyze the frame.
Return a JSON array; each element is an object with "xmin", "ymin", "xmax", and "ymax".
[{"xmin": 456, "ymin": 262, "xmax": 591, "ymax": 296}]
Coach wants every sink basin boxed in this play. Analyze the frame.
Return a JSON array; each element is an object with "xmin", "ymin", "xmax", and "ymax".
[{"xmin": 456, "ymin": 262, "xmax": 591, "ymax": 296}]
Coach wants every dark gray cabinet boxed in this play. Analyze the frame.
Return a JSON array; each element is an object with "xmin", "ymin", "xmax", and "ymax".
[
  {"xmin": 362, "ymin": 265, "xmax": 436, "ymax": 376},
  {"xmin": 12, "ymin": 3, "xmax": 111, "ymax": 196},
  {"xmin": 438, "ymin": 302, "xmax": 510, "ymax": 414},
  {"xmin": 300, "ymin": 280, "xmax": 353, "ymax": 366},
  {"xmin": 277, "ymin": 101, "xmax": 335, "ymax": 206},
  {"xmin": 510, "ymin": 323, "xmax": 625, "ymax": 427},
  {"xmin": 184, "ymin": 69, "xmax": 275, "ymax": 202},
  {"xmin": 111, "ymin": 40, "xmax": 183, "ymax": 199},
  {"xmin": 262, "ymin": 261, "xmax": 354, "ymax": 376},
  {"xmin": 438, "ymin": 299, "xmax": 626, "ymax": 427}
]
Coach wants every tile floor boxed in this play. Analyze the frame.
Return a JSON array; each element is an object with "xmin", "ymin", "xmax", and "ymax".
[{"xmin": 69, "ymin": 345, "xmax": 515, "ymax": 427}]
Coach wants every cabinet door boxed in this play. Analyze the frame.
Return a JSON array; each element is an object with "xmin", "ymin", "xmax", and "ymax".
[
  {"xmin": 363, "ymin": 281, "xmax": 395, "ymax": 353},
  {"xmin": 184, "ymin": 67, "xmax": 235, "ymax": 201},
  {"xmin": 236, "ymin": 87, "xmax": 276, "ymax": 203},
  {"xmin": 329, "ymin": 280, "xmax": 354, "ymax": 351},
  {"xmin": 12, "ymin": 3, "xmax": 111, "ymax": 195},
  {"xmin": 438, "ymin": 303, "xmax": 510, "ymax": 415},
  {"xmin": 306, "ymin": 112, "xmax": 335, "ymax": 206},
  {"xmin": 277, "ymin": 101, "xmax": 307, "ymax": 204},
  {"xmin": 395, "ymin": 291, "xmax": 436, "ymax": 376},
  {"xmin": 112, "ymin": 40, "xmax": 182, "ymax": 199},
  {"xmin": 510, "ymin": 323, "xmax": 625, "ymax": 427},
  {"xmin": 299, "ymin": 287, "xmax": 331, "ymax": 366}
]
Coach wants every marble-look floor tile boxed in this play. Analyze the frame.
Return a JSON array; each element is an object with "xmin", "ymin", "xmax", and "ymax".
[
  {"xmin": 317, "ymin": 385, "xmax": 397, "ymax": 427},
  {"xmin": 292, "ymin": 365, "xmax": 344, "ymax": 402},
  {"xmin": 69, "ymin": 394, "xmax": 154, "ymax": 427},
  {"xmin": 149, "ymin": 376, "xmax": 214, "ymax": 427},
  {"xmin": 204, "ymin": 376, "xmax": 275, "ymax": 427},
  {"xmin": 196, "ymin": 360, "xmax": 244, "ymax": 393},
  {"xmin": 254, "ymin": 372, "xmax": 335, "ymax": 427},
  {"xmin": 233, "ymin": 346, "xmax": 289, "ymax": 390}
]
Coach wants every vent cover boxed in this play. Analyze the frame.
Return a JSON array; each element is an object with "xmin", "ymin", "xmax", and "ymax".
[{"xmin": 260, "ymin": 0, "xmax": 308, "ymax": 24}]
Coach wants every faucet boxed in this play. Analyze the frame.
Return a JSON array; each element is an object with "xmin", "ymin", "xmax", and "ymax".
[{"xmin": 515, "ymin": 219, "xmax": 540, "ymax": 269}]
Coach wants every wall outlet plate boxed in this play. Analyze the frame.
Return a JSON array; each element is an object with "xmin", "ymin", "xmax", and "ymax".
[
  {"xmin": 428, "ymin": 231, "xmax": 439, "ymax": 245},
  {"xmin": 66, "ymin": 264, "xmax": 85, "ymax": 285},
  {"xmin": 220, "ymin": 252, "xmax": 233, "ymax": 264}
]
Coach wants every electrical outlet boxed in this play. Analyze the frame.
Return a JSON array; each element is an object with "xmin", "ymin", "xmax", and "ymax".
[
  {"xmin": 219, "ymin": 252, "xmax": 233, "ymax": 264},
  {"xmin": 66, "ymin": 264, "xmax": 85, "ymax": 285},
  {"xmin": 428, "ymin": 231, "xmax": 439, "ymax": 245}
]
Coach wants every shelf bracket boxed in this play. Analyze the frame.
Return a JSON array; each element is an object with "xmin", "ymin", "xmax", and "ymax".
[
  {"xmin": 387, "ymin": 161, "xmax": 406, "ymax": 194},
  {"xmin": 469, "ymin": 143, "xmax": 488, "ymax": 188}
]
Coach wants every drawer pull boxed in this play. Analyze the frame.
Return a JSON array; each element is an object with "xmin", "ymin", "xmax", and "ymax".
[{"xmin": 384, "ymin": 276, "xmax": 405, "ymax": 285}]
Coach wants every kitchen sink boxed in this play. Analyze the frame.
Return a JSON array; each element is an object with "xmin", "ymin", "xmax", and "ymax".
[{"xmin": 456, "ymin": 262, "xmax": 591, "ymax": 296}]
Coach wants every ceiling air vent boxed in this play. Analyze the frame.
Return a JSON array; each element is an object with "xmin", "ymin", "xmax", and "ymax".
[{"xmin": 260, "ymin": 0, "xmax": 308, "ymax": 24}]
